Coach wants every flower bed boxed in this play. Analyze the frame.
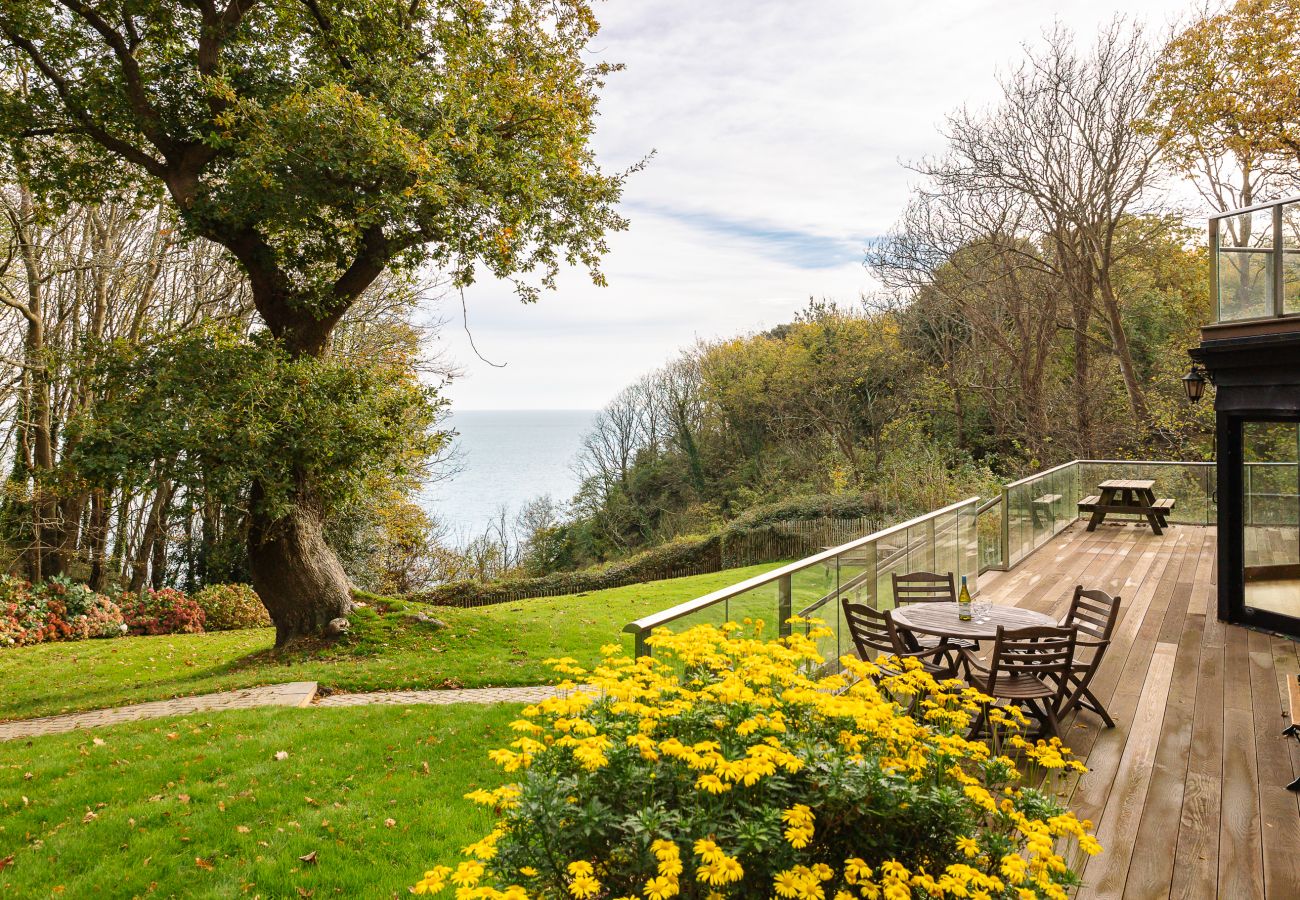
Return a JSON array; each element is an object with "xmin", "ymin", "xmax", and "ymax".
[
  {"xmin": 414, "ymin": 621, "xmax": 1098, "ymax": 899},
  {"xmin": 0, "ymin": 576, "xmax": 126, "ymax": 647},
  {"xmin": 1, "ymin": 577, "xmax": 272, "ymax": 648}
]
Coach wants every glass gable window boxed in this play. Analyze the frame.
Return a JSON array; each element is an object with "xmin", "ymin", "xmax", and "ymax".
[{"xmin": 1211, "ymin": 195, "xmax": 1300, "ymax": 323}]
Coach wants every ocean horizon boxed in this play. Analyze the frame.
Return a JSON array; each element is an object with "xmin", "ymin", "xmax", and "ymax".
[{"xmin": 419, "ymin": 408, "xmax": 597, "ymax": 541}]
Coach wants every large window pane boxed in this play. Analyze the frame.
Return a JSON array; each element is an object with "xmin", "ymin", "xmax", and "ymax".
[{"xmin": 1243, "ymin": 422, "xmax": 1300, "ymax": 622}]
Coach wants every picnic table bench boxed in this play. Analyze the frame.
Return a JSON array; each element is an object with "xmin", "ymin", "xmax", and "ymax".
[
  {"xmin": 1031, "ymin": 493, "xmax": 1062, "ymax": 530},
  {"xmin": 1078, "ymin": 479, "xmax": 1175, "ymax": 535}
]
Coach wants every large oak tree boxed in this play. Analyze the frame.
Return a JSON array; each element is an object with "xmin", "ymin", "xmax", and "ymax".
[{"xmin": 0, "ymin": 0, "xmax": 631, "ymax": 642}]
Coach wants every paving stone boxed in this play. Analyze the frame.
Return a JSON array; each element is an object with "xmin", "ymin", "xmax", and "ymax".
[
  {"xmin": 0, "ymin": 681, "xmax": 319, "ymax": 741},
  {"xmin": 315, "ymin": 684, "xmax": 594, "ymax": 707},
  {"xmin": 0, "ymin": 679, "xmax": 584, "ymax": 742}
]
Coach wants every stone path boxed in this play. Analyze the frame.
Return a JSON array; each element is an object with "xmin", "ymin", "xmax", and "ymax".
[
  {"xmin": 0, "ymin": 682, "xmax": 318, "ymax": 742},
  {"xmin": 314, "ymin": 684, "xmax": 574, "ymax": 707},
  {"xmin": 0, "ymin": 682, "xmax": 577, "ymax": 741}
]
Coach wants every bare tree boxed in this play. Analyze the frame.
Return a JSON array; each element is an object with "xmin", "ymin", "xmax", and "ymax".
[{"xmin": 925, "ymin": 20, "xmax": 1165, "ymax": 441}]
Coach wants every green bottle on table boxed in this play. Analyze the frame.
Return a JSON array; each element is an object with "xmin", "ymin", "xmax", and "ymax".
[{"xmin": 958, "ymin": 575, "xmax": 972, "ymax": 621}]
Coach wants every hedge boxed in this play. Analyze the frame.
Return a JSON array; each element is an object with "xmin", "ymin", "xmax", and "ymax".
[
  {"xmin": 410, "ymin": 492, "xmax": 897, "ymax": 609},
  {"xmin": 410, "ymin": 534, "xmax": 722, "ymax": 608}
]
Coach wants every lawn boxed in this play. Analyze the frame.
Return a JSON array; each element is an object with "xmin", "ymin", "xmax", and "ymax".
[
  {"xmin": 0, "ymin": 563, "xmax": 783, "ymax": 722},
  {"xmin": 0, "ymin": 703, "xmax": 514, "ymax": 898}
]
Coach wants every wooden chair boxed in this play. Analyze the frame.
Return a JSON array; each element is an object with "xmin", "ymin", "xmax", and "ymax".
[
  {"xmin": 842, "ymin": 601, "xmax": 959, "ymax": 680},
  {"xmin": 961, "ymin": 625, "xmax": 1077, "ymax": 738},
  {"xmin": 1054, "ymin": 586, "xmax": 1121, "ymax": 727},
  {"xmin": 891, "ymin": 571, "xmax": 976, "ymax": 653}
]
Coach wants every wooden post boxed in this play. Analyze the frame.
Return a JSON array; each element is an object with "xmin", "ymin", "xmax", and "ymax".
[
  {"xmin": 778, "ymin": 573, "xmax": 792, "ymax": 637},
  {"xmin": 633, "ymin": 629, "xmax": 649, "ymax": 659}
]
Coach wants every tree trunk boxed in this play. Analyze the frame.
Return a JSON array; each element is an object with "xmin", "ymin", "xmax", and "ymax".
[
  {"xmin": 247, "ymin": 485, "xmax": 354, "ymax": 647},
  {"xmin": 1097, "ymin": 278, "xmax": 1149, "ymax": 427},
  {"xmin": 130, "ymin": 478, "xmax": 172, "ymax": 593}
]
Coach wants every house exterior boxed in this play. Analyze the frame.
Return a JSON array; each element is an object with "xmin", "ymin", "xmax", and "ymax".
[{"xmin": 1190, "ymin": 195, "xmax": 1300, "ymax": 638}]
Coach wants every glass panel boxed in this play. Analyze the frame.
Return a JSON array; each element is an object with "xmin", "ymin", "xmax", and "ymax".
[
  {"xmin": 977, "ymin": 499, "xmax": 1004, "ymax": 571},
  {"xmin": 1077, "ymin": 461, "xmax": 1215, "ymax": 525},
  {"xmin": 1284, "ymin": 201, "xmax": 1300, "ymax": 315},
  {"xmin": 934, "ymin": 510, "xmax": 960, "ymax": 583},
  {"xmin": 1216, "ymin": 209, "xmax": 1274, "ymax": 321},
  {"xmin": 959, "ymin": 502, "xmax": 979, "ymax": 595},
  {"xmin": 1243, "ymin": 422, "xmax": 1300, "ymax": 621}
]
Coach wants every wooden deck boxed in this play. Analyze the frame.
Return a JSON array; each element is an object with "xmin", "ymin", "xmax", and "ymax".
[{"xmin": 981, "ymin": 522, "xmax": 1300, "ymax": 900}]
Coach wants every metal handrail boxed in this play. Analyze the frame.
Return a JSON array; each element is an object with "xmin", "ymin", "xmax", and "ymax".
[
  {"xmin": 1208, "ymin": 193, "xmax": 1300, "ymax": 219},
  {"xmin": 622, "ymin": 496, "xmax": 980, "ymax": 654},
  {"xmin": 623, "ymin": 458, "xmax": 1225, "ymax": 659},
  {"xmin": 1078, "ymin": 459, "xmax": 1214, "ymax": 467},
  {"xmin": 1003, "ymin": 459, "xmax": 1077, "ymax": 490}
]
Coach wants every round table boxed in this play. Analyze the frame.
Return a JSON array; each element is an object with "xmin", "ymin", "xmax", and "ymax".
[{"xmin": 889, "ymin": 601, "xmax": 1057, "ymax": 642}]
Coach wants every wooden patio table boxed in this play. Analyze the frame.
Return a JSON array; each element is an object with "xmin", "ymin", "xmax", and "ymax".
[{"xmin": 890, "ymin": 601, "xmax": 1056, "ymax": 643}]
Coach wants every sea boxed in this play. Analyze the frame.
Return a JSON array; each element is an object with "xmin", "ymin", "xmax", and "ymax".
[{"xmin": 420, "ymin": 409, "xmax": 596, "ymax": 542}]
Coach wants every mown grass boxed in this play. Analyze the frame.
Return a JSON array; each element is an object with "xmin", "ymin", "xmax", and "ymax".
[
  {"xmin": 0, "ymin": 563, "xmax": 783, "ymax": 721},
  {"xmin": 0, "ymin": 703, "xmax": 514, "ymax": 898}
]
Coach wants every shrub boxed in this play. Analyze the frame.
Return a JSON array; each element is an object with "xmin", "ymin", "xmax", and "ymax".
[
  {"xmin": 413, "ymin": 534, "xmax": 722, "ymax": 608},
  {"xmin": 413, "ymin": 622, "xmax": 1098, "ymax": 899},
  {"xmin": 77, "ymin": 593, "xmax": 129, "ymax": 639},
  {"xmin": 193, "ymin": 583, "xmax": 271, "ymax": 631},
  {"xmin": 0, "ymin": 576, "xmax": 125, "ymax": 646},
  {"xmin": 120, "ymin": 588, "xmax": 205, "ymax": 636}
]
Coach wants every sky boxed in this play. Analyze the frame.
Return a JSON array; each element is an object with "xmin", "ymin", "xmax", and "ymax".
[{"xmin": 433, "ymin": 0, "xmax": 1195, "ymax": 411}]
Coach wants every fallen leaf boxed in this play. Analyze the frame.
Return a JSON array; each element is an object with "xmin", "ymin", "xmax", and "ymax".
[
  {"xmin": 82, "ymin": 810, "xmax": 97, "ymax": 823},
  {"xmin": 0, "ymin": 855, "xmax": 13, "ymax": 872},
  {"xmin": 22, "ymin": 772, "xmax": 32, "ymax": 780},
  {"xmin": 195, "ymin": 857, "xmax": 214, "ymax": 871},
  {"xmin": 166, "ymin": 733, "xmax": 179, "ymax": 741},
  {"xmin": 304, "ymin": 796, "xmax": 318, "ymax": 806},
  {"xmin": 298, "ymin": 850, "xmax": 317, "ymax": 865},
  {"xmin": 383, "ymin": 818, "xmax": 395, "ymax": 828},
  {"xmin": 274, "ymin": 751, "xmax": 289, "ymax": 761},
  {"xmin": 421, "ymin": 761, "xmax": 429, "ymax": 775},
  {"xmin": 236, "ymin": 825, "xmax": 250, "ymax": 834},
  {"xmin": 295, "ymin": 888, "xmax": 313, "ymax": 898},
  {"xmin": 177, "ymin": 794, "xmax": 191, "ymax": 804},
  {"xmin": 92, "ymin": 738, "xmax": 105, "ymax": 746}
]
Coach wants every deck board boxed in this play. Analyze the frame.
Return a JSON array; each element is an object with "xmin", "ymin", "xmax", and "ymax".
[{"xmin": 981, "ymin": 522, "xmax": 1298, "ymax": 899}]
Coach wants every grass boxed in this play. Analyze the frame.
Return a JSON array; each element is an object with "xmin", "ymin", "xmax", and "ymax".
[
  {"xmin": 0, "ymin": 563, "xmax": 783, "ymax": 722},
  {"xmin": 0, "ymin": 704, "xmax": 513, "ymax": 898}
]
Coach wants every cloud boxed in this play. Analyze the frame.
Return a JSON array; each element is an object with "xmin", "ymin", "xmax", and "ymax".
[
  {"xmin": 436, "ymin": 0, "xmax": 1195, "ymax": 411},
  {"xmin": 627, "ymin": 201, "xmax": 873, "ymax": 270}
]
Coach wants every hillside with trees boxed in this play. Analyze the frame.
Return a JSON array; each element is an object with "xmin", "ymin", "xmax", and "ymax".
[{"xmin": 477, "ymin": 15, "xmax": 1266, "ymax": 584}]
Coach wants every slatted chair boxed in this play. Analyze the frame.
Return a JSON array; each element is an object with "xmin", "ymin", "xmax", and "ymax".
[
  {"xmin": 1053, "ymin": 586, "xmax": 1121, "ymax": 728},
  {"xmin": 961, "ymin": 625, "xmax": 1078, "ymax": 739},
  {"xmin": 891, "ymin": 571, "xmax": 976, "ymax": 654},
  {"xmin": 842, "ymin": 601, "xmax": 959, "ymax": 680}
]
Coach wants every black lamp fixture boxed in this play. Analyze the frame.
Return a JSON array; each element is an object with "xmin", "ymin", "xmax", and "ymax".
[{"xmin": 1182, "ymin": 364, "xmax": 1210, "ymax": 403}]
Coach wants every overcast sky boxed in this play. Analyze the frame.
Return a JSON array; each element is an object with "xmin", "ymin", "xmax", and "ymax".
[{"xmin": 433, "ymin": 0, "xmax": 1195, "ymax": 411}]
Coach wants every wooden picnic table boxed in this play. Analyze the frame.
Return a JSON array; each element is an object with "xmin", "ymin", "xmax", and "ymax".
[
  {"xmin": 890, "ymin": 601, "xmax": 1057, "ymax": 643},
  {"xmin": 1079, "ymin": 478, "xmax": 1175, "ymax": 536}
]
